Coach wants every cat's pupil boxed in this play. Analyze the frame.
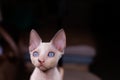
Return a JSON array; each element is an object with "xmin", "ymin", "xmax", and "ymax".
[
  {"xmin": 33, "ymin": 51, "xmax": 39, "ymax": 57},
  {"xmin": 48, "ymin": 52, "xmax": 55, "ymax": 57}
]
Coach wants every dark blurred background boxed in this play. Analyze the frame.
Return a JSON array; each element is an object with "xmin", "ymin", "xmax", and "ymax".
[{"xmin": 0, "ymin": 0, "xmax": 120, "ymax": 80}]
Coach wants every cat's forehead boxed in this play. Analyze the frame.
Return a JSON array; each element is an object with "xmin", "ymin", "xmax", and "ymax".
[
  {"xmin": 38, "ymin": 42, "xmax": 55, "ymax": 51},
  {"xmin": 40, "ymin": 42, "xmax": 52, "ymax": 48},
  {"xmin": 30, "ymin": 42, "xmax": 53, "ymax": 53}
]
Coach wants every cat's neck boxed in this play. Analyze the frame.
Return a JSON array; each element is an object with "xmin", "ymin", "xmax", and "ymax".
[
  {"xmin": 31, "ymin": 67, "xmax": 60, "ymax": 80},
  {"xmin": 35, "ymin": 67, "xmax": 58, "ymax": 77}
]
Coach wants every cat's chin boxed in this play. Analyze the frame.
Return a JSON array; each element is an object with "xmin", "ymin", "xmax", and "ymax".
[
  {"xmin": 37, "ymin": 66, "xmax": 53, "ymax": 72},
  {"xmin": 37, "ymin": 66, "xmax": 48, "ymax": 71}
]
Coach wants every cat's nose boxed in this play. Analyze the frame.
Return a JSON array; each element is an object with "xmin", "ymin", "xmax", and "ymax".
[{"xmin": 38, "ymin": 59, "xmax": 45, "ymax": 64}]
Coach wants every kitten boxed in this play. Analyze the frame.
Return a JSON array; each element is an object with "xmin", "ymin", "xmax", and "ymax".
[{"xmin": 29, "ymin": 29, "xmax": 66, "ymax": 80}]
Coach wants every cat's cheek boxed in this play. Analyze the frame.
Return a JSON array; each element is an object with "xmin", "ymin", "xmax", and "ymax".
[
  {"xmin": 33, "ymin": 62, "xmax": 40, "ymax": 67},
  {"xmin": 48, "ymin": 60, "xmax": 58, "ymax": 67},
  {"xmin": 31, "ymin": 58, "xmax": 39, "ymax": 67},
  {"xmin": 31, "ymin": 60, "xmax": 36, "ymax": 66}
]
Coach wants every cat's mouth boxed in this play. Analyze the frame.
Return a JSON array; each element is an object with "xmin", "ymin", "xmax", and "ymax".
[
  {"xmin": 38, "ymin": 64, "xmax": 47, "ymax": 70},
  {"xmin": 38, "ymin": 64, "xmax": 44, "ymax": 67},
  {"xmin": 38, "ymin": 64, "xmax": 52, "ymax": 72},
  {"xmin": 39, "ymin": 66, "xmax": 49, "ymax": 71}
]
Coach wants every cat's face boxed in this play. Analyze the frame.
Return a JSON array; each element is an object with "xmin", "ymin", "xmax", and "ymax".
[{"xmin": 29, "ymin": 29, "xmax": 66, "ymax": 71}]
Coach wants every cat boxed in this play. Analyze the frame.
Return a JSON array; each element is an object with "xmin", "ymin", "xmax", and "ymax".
[{"xmin": 29, "ymin": 29, "xmax": 66, "ymax": 80}]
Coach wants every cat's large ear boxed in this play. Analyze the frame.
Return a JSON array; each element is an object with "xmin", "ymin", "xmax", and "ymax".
[
  {"xmin": 29, "ymin": 29, "xmax": 42, "ymax": 52},
  {"xmin": 50, "ymin": 29, "xmax": 66, "ymax": 52}
]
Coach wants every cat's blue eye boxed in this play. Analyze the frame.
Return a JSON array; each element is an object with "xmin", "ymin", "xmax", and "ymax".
[
  {"xmin": 48, "ymin": 52, "xmax": 55, "ymax": 57},
  {"xmin": 33, "ymin": 51, "xmax": 39, "ymax": 57}
]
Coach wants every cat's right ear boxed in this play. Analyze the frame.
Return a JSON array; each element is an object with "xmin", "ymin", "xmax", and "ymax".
[{"xmin": 29, "ymin": 29, "xmax": 42, "ymax": 52}]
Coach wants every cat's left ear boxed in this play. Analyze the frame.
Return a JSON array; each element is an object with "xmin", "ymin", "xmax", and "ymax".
[{"xmin": 50, "ymin": 29, "xmax": 66, "ymax": 52}]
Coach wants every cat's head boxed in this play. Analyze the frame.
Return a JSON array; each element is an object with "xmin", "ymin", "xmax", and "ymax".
[{"xmin": 29, "ymin": 29, "xmax": 66, "ymax": 71}]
